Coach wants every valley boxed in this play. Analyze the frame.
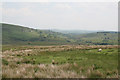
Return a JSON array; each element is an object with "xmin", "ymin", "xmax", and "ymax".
[{"xmin": 1, "ymin": 23, "xmax": 119, "ymax": 78}]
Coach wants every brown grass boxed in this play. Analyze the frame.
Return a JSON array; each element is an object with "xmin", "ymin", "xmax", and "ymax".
[{"xmin": 2, "ymin": 45, "xmax": 118, "ymax": 78}]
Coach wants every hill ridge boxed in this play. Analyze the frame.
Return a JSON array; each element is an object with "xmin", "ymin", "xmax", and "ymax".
[{"xmin": 2, "ymin": 23, "xmax": 118, "ymax": 45}]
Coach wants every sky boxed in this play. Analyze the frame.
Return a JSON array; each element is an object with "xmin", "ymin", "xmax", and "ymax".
[{"xmin": 1, "ymin": 2, "xmax": 118, "ymax": 31}]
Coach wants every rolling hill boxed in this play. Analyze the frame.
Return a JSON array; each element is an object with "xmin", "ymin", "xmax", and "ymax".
[
  {"xmin": 72, "ymin": 32, "xmax": 118, "ymax": 45},
  {"xmin": 2, "ymin": 23, "xmax": 118, "ymax": 45},
  {"xmin": 2, "ymin": 23, "xmax": 73, "ymax": 45}
]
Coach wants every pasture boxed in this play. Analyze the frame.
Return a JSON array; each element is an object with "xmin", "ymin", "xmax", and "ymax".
[{"xmin": 2, "ymin": 45, "xmax": 118, "ymax": 78}]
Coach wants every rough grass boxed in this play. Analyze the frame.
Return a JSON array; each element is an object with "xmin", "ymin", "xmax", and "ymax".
[{"xmin": 2, "ymin": 45, "xmax": 118, "ymax": 78}]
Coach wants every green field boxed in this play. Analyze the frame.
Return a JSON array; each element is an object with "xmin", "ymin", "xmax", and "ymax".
[{"xmin": 2, "ymin": 45, "xmax": 118, "ymax": 78}]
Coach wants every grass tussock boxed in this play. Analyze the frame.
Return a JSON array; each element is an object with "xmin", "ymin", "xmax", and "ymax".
[
  {"xmin": 2, "ymin": 63, "xmax": 118, "ymax": 78},
  {"xmin": 2, "ymin": 45, "xmax": 118, "ymax": 78}
]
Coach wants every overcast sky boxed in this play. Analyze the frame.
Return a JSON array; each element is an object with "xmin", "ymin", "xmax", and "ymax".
[{"xmin": 2, "ymin": 2, "xmax": 118, "ymax": 31}]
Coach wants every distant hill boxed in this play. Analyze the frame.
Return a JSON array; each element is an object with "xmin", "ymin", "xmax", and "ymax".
[
  {"xmin": 2, "ymin": 23, "xmax": 118, "ymax": 45},
  {"xmin": 71, "ymin": 32, "xmax": 118, "ymax": 45},
  {"xmin": 51, "ymin": 29, "xmax": 99, "ymax": 34}
]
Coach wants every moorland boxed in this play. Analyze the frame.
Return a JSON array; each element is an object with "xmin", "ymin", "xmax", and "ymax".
[{"xmin": 1, "ymin": 23, "xmax": 119, "ymax": 78}]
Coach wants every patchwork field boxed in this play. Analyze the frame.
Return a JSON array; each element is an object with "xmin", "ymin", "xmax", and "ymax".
[{"xmin": 2, "ymin": 45, "xmax": 118, "ymax": 78}]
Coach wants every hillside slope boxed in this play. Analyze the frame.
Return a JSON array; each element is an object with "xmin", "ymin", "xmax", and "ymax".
[
  {"xmin": 73, "ymin": 32, "xmax": 118, "ymax": 45},
  {"xmin": 2, "ymin": 23, "xmax": 118, "ymax": 45},
  {"xmin": 2, "ymin": 23, "xmax": 73, "ymax": 45}
]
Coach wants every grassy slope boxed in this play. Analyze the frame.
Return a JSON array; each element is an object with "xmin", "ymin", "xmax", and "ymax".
[
  {"xmin": 2, "ymin": 23, "xmax": 118, "ymax": 45},
  {"xmin": 2, "ymin": 23, "xmax": 71, "ymax": 45},
  {"xmin": 68, "ymin": 32, "xmax": 118, "ymax": 45},
  {"xmin": 2, "ymin": 24, "xmax": 39, "ymax": 43}
]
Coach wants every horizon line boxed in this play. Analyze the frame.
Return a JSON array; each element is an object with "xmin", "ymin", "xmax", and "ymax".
[{"xmin": 1, "ymin": 22, "xmax": 118, "ymax": 31}]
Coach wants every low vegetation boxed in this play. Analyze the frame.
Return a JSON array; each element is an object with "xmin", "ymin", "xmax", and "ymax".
[
  {"xmin": 2, "ymin": 45, "xmax": 118, "ymax": 78},
  {"xmin": 1, "ymin": 23, "xmax": 118, "ymax": 78}
]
